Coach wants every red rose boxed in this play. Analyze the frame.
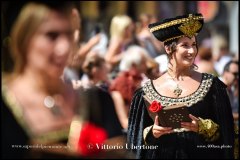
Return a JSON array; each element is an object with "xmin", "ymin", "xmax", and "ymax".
[{"xmin": 148, "ymin": 101, "xmax": 162, "ymax": 112}]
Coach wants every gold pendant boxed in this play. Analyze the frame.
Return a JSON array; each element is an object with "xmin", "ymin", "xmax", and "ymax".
[{"xmin": 173, "ymin": 84, "xmax": 182, "ymax": 97}]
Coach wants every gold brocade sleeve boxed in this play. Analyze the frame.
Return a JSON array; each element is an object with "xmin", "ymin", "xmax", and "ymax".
[
  {"xmin": 143, "ymin": 125, "xmax": 153, "ymax": 145},
  {"xmin": 198, "ymin": 118, "xmax": 220, "ymax": 141}
]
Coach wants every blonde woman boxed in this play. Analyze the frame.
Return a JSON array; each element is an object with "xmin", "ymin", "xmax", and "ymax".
[
  {"xmin": 105, "ymin": 15, "xmax": 135, "ymax": 70},
  {"xmin": 2, "ymin": 2, "xmax": 78, "ymax": 158}
]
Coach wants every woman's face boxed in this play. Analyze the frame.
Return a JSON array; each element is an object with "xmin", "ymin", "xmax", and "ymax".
[
  {"xmin": 27, "ymin": 10, "xmax": 73, "ymax": 78},
  {"xmin": 92, "ymin": 62, "xmax": 110, "ymax": 83},
  {"xmin": 173, "ymin": 36, "xmax": 197, "ymax": 68}
]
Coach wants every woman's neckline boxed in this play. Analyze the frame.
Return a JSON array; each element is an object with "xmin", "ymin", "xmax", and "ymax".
[{"xmin": 150, "ymin": 73, "xmax": 204, "ymax": 99}]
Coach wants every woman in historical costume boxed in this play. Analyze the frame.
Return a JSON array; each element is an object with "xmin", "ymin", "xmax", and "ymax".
[
  {"xmin": 127, "ymin": 13, "xmax": 235, "ymax": 159},
  {"xmin": 1, "ymin": 2, "xmax": 78, "ymax": 158}
]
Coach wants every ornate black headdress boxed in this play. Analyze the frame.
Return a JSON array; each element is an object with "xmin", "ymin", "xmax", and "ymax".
[{"xmin": 149, "ymin": 13, "xmax": 204, "ymax": 43}]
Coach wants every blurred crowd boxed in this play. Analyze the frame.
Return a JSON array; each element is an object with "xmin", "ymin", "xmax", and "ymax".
[{"xmin": 1, "ymin": 1, "xmax": 238, "ymax": 159}]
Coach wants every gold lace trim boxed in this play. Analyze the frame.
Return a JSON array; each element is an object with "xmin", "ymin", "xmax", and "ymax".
[
  {"xmin": 162, "ymin": 35, "xmax": 185, "ymax": 43},
  {"xmin": 2, "ymin": 83, "xmax": 70, "ymax": 144},
  {"xmin": 2, "ymin": 84, "xmax": 32, "ymax": 135},
  {"xmin": 198, "ymin": 118, "xmax": 219, "ymax": 141},
  {"xmin": 142, "ymin": 73, "xmax": 214, "ymax": 107},
  {"xmin": 149, "ymin": 14, "xmax": 203, "ymax": 33}
]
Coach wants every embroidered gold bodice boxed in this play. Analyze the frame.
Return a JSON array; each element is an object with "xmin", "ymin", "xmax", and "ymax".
[{"xmin": 142, "ymin": 73, "xmax": 214, "ymax": 107}]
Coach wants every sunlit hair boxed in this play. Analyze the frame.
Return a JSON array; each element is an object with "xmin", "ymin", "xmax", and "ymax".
[
  {"xmin": 119, "ymin": 45, "xmax": 148, "ymax": 72},
  {"xmin": 110, "ymin": 15, "xmax": 132, "ymax": 38},
  {"xmin": 10, "ymin": 2, "xmax": 73, "ymax": 74}
]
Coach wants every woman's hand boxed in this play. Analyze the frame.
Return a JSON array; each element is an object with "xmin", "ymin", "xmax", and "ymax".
[
  {"xmin": 181, "ymin": 114, "xmax": 199, "ymax": 132},
  {"xmin": 152, "ymin": 116, "xmax": 173, "ymax": 138}
]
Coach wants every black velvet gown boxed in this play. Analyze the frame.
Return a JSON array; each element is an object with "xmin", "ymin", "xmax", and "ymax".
[
  {"xmin": 127, "ymin": 73, "xmax": 234, "ymax": 159},
  {"xmin": 1, "ymin": 83, "xmax": 76, "ymax": 159}
]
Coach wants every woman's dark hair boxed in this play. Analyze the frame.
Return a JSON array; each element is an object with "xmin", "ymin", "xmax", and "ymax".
[
  {"xmin": 223, "ymin": 60, "xmax": 238, "ymax": 72},
  {"xmin": 82, "ymin": 55, "xmax": 105, "ymax": 79}
]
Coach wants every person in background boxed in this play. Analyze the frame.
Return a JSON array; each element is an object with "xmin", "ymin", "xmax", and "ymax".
[
  {"xmin": 63, "ymin": 7, "xmax": 102, "ymax": 87},
  {"xmin": 67, "ymin": 52, "xmax": 125, "ymax": 158},
  {"xmin": 196, "ymin": 46, "xmax": 218, "ymax": 76},
  {"xmin": 127, "ymin": 13, "xmax": 234, "ymax": 159},
  {"xmin": 136, "ymin": 13, "xmax": 164, "ymax": 58},
  {"xmin": 68, "ymin": 86, "xmax": 125, "ymax": 158},
  {"xmin": 145, "ymin": 58, "xmax": 161, "ymax": 80},
  {"xmin": 110, "ymin": 45, "xmax": 148, "ymax": 130},
  {"xmin": 220, "ymin": 60, "xmax": 239, "ymax": 124},
  {"xmin": 212, "ymin": 35, "xmax": 233, "ymax": 76},
  {"xmin": 80, "ymin": 52, "xmax": 111, "ymax": 90},
  {"xmin": 220, "ymin": 60, "xmax": 239, "ymax": 159},
  {"xmin": 1, "ymin": 2, "xmax": 78, "ymax": 158},
  {"xmin": 104, "ymin": 15, "xmax": 135, "ymax": 71}
]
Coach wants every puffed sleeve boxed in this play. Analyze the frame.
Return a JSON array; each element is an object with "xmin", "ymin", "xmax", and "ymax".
[{"xmin": 198, "ymin": 117, "xmax": 220, "ymax": 141}]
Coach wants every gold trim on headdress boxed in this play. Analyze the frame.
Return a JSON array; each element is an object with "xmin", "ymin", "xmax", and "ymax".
[
  {"xmin": 163, "ymin": 35, "xmax": 185, "ymax": 43},
  {"xmin": 163, "ymin": 33, "xmax": 198, "ymax": 43},
  {"xmin": 178, "ymin": 14, "xmax": 202, "ymax": 38},
  {"xmin": 149, "ymin": 14, "xmax": 203, "ymax": 33}
]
